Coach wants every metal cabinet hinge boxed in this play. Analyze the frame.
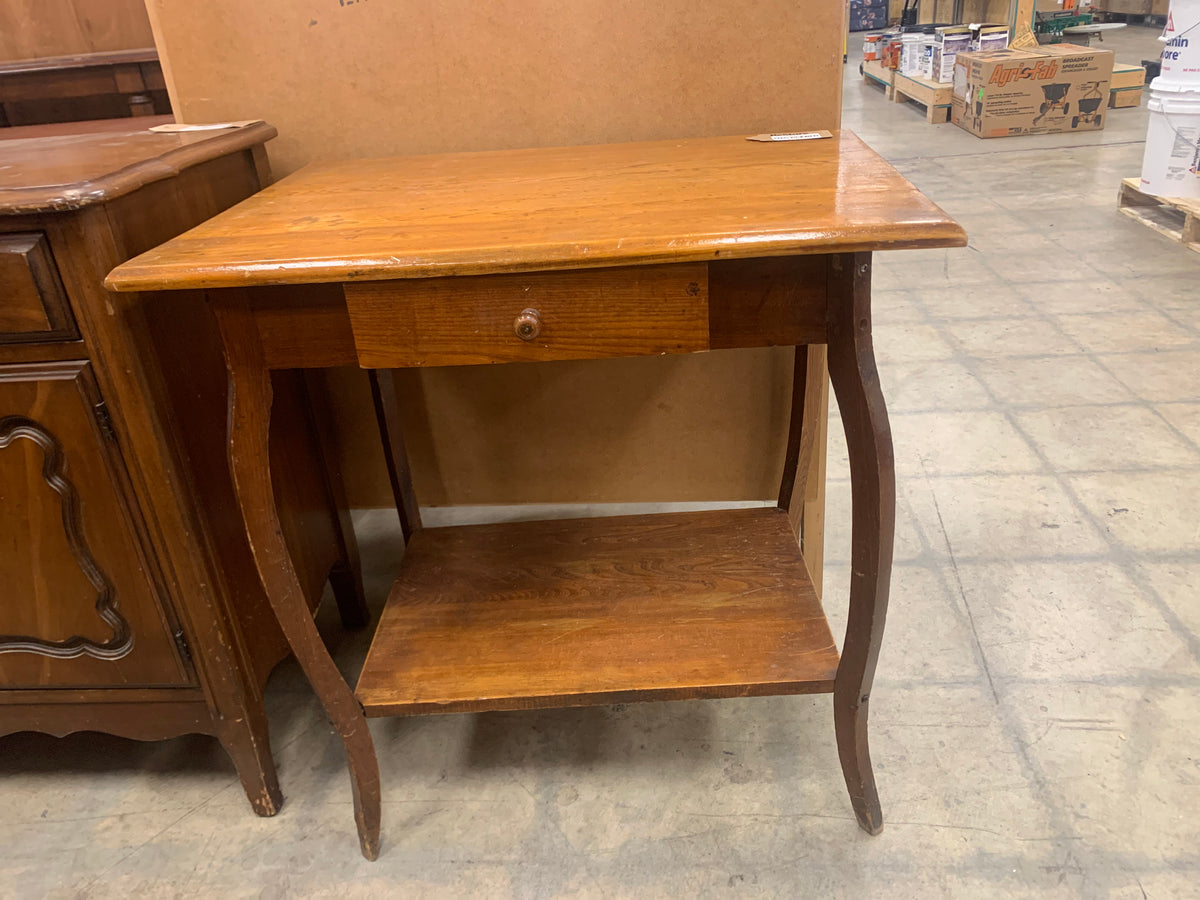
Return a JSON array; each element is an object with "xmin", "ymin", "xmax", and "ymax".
[
  {"xmin": 173, "ymin": 629, "xmax": 192, "ymax": 662},
  {"xmin": 93, "ymin": 401, "xmax": 117, "ymax": 443}
]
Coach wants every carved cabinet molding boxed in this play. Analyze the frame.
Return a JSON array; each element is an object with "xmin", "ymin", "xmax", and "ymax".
[
  {"xmin": 0, "ymin": 361, "xmax": 175, "ymax": 684},
  {"xmin": 0, "ymin": 411, "xmax": 133, "ymax": 660}
]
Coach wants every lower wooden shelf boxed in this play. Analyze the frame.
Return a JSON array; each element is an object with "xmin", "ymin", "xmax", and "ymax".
[{"xmin": 355, "ymin": 507, "xmax": 840, "ymax": 717}]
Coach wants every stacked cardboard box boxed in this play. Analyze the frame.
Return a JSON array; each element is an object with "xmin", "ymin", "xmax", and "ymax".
[
  {"xmin": 932, "ymin": 27, "xmax": 972, "ymax": 83},
  {"xmin": 972, "ymin": 23, "xmax": 1011, "ymax": 50},
  {"xmin": 928, "ymin": 23, "xmax": 1010, "ymax": 83},
  {"xmin": 952, "ymin": 43, "xmax": 1115, "ymax": 137}
]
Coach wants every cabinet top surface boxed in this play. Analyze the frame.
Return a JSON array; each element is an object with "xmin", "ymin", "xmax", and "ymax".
[
  {"xmin": 107, "ymin": 130, "xmax": 966, "ymax": 292},
  {"xmin": 0, "ymin": 121, "xmax": 277, "ymax": 216}
]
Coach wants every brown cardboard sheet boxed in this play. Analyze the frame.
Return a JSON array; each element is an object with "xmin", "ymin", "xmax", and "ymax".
[
  {"xmin": 146, "ymin": 0, "xmax": 846, "ymax": 507},
  {"xmin": 0, "ymin": 0, "xmax": 154, "ymax": 63}
]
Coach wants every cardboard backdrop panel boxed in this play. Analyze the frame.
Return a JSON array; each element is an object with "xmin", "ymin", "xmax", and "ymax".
[
  {"xmin": 0, "ymin": 0, "xmax": 154, "ymax": 61},
  {"xmin": 147, "ymin": 0, "xmax": 844, "ymax": 507}
]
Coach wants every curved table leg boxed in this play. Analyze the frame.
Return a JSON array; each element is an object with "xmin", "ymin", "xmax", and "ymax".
[
  {"xmin": 826, "ymin": 253, "xmax": 895, "ymax": 835},
  {"xmin": 212, "ymin": 292, "xmax": 382, "ymax": 860}
]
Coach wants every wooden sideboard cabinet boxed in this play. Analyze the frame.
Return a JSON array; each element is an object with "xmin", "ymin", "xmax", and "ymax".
[{"xmin": 0, "ymin": 118, "xmax": 364, "ymax": 816}]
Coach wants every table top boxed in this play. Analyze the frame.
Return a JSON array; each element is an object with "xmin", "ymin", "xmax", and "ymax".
[
  {"xmin": 105, "ymin": 131, "xmax": 965, "ymax": 292},
  {"xmin": 0, "ymin": 121, "xmax": 276, "ymax": 215}
]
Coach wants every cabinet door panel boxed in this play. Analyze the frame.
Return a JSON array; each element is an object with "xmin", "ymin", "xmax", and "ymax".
[{"xmin": 0, "ymin": 361, "xmax": 190, "ymax": 687}]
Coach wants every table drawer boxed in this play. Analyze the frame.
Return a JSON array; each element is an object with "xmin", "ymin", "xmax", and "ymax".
[
  {"xmin": 0, "ymin": 233, "xmax": 77, "ymax": 343},
  {"xmin": 344, "ymin": 263, "xmax": 710, "ymax": 368}
]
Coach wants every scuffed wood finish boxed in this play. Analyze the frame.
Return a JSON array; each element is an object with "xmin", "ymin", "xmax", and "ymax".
[
  {"xmin": 346, "ymin": 264, "xmax": 709, "ymax": 368},
  {"xmin": 212, "ymin": 690, "xmax": 282, "ymax": 816},
  {"xmin": 106, "ymin": 132, "xmax": 965, "ymax": 292},
  {"xmin": 211, "ymin": 291, "xmax": 381, "ymax": 860},
  {"xmin": 356, "ymin": 507, "xmax": 839, "ymax": 717},
  {"xmin": 826, "ymin": 252, "xmax": 894, "ymax": 836},
  {"xmin": 0, "ymin": 121, "xmax": 277, "ymax": 213}
]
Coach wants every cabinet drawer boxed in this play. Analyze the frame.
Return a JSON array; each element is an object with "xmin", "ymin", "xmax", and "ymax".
[
  {"xmin": 0, "ymin": 233, "xmax": 77, "ymax": 343},
  {"xmin": 345, "ymin": 263, "xmax": 709, "ymax": 368}
]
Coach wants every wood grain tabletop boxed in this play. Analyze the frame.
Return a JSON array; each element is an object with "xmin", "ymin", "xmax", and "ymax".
[{"xmin": 106, "ymin": 130, "xmax": 966, "ymax": 292}]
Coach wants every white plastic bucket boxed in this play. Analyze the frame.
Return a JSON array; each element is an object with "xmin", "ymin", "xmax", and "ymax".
[
  {"xmin": 1139, "ymin": 79, "xmax": 1200, "ymax": 198},
  {"xmin": 1160, "ymin": 0, "xmax": 1200, "ymax": 83}
]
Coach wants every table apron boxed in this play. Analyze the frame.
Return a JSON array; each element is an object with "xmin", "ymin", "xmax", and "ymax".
[{"xmin": 241, "ymin": 255, "xmax": 836, "ymax": 371}]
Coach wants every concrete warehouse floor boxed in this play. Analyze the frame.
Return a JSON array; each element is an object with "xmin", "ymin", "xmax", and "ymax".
[{"xmin": 4, "ymin": 24, "xmax": 1198, "ymax": 899}]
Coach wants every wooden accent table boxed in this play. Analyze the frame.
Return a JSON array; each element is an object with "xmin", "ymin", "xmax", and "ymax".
[
  {"xmin": 107, "ymin": 132, "xmax": 967, "ymax": 860},
  {"xmin": 0, "ymin": 121, "xmax": 364, "ymax": 817}
]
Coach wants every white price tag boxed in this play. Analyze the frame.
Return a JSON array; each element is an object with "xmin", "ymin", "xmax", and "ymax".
[{"xmin": 746, "ymin": 130, "xmax": 833, "ymax": 142}]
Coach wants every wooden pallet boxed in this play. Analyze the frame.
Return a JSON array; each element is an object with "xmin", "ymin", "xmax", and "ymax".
[
  {"xmin": 891, "ymin": 72, "xmax": 953, "ymax": 124},
  {"xmin": 861, "ymin": 57, "xmax": 895, "ymax": 98},
  {"xmin": 1117, "ymin": 177, "xmax": 1200, "ymax": 254}
]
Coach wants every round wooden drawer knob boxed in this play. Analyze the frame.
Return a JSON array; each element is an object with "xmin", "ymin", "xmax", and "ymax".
[{"xmin": 514, "ymin": 308, "xmax": 541, "ymax": 341}]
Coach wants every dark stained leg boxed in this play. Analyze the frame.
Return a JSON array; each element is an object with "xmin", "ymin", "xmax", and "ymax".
[
  {"xmin": 214, "ymin": 699, "xmax": 284, "ymax": 817},
  {"xmin": 778, "ymin": 344, "xmax": 813, "ymax": 516},
  {"xmin": 302, "ymin": 370, "xmax": 370, "ymax": 629},
  {"xmin": 777, "ymin": 343, "xmax": 830, "ymax": 592},
  {"xmin": 211, "ymin": 291, "xmax": 382, "ymax": 860},
  {"xmin": 368, "ymin": 369, "xmax": 422, "ymax": 542},
  {"xmin": 778, "ymin": 344, "xmax": 829, "ymax": 528},
  {"xmin": 825, "ymin": 252, "xmax": 895, "ymax": 836},
  {"xmin": 327, "ymin": 562, "xmax": 369, "ymax": 628},
  {"xmin": 801, "ymin": 380, "xmax": 829, "ymax": 598}
]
